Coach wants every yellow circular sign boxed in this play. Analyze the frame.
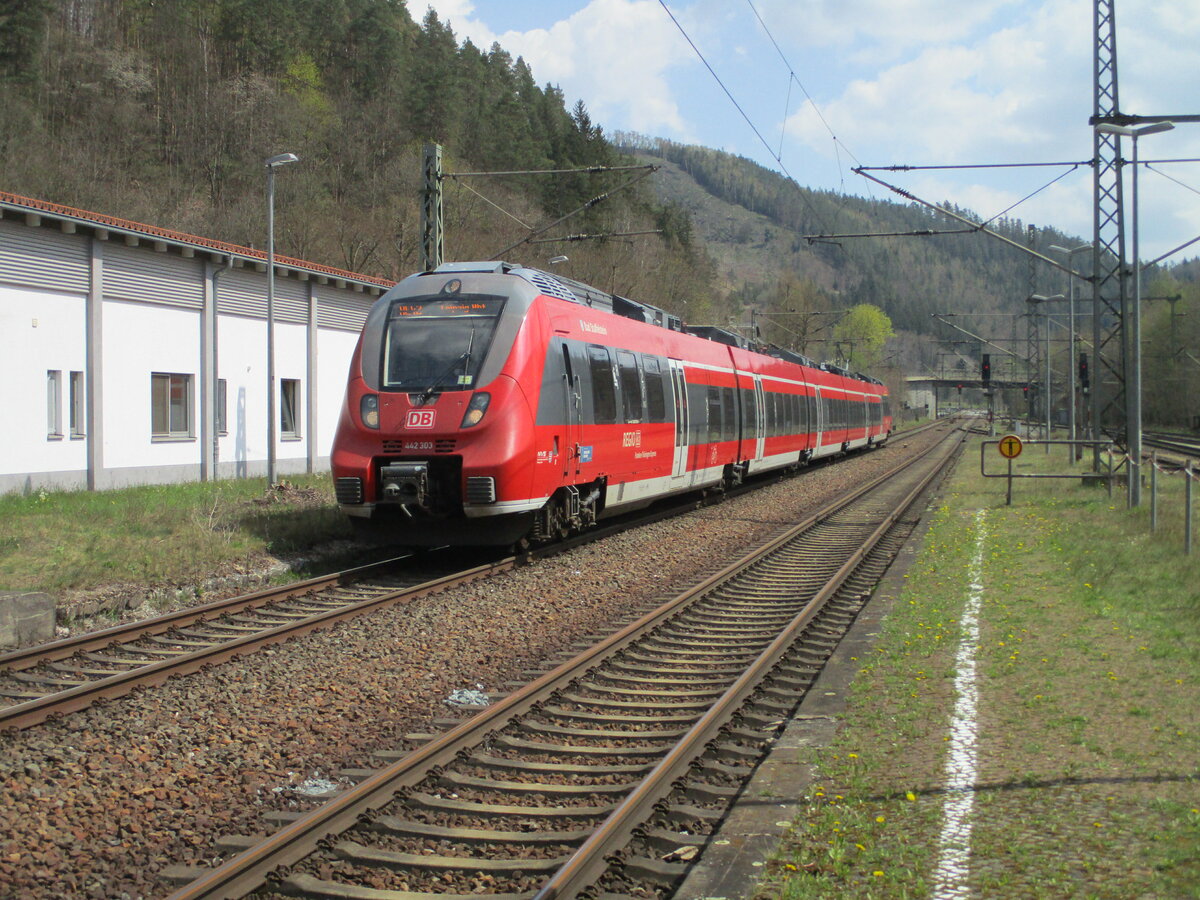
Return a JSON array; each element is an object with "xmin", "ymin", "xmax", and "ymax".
[{"xmin": 998, "ymin": 433, "xmax": 1023, "ymax": 459}]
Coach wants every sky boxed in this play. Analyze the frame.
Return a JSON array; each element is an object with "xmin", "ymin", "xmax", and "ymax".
[{"xmin": 404, "ymin": 0, "xmax": 1199, "ymax": 264}]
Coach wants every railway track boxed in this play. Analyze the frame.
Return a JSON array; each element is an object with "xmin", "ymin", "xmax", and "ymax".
[
  {"xmin": 1143, "ymin": 430, "xmax": 1200, "ymax": 461},
  {"xmin": 159, "ymin": 423, "xmax": 965, "ymax": 900},
  {"xmin": 0, "ymin": 552, "xmax": 509, "ymax": 731},
  {"xmin": 3, "ymin": 422, "xmax": 944, "ymax": 735}
]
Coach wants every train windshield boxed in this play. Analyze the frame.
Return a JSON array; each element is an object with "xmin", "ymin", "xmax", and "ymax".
[{"xmin": 381, "ymin": 294, "xmax": 506, "ymax": 392}]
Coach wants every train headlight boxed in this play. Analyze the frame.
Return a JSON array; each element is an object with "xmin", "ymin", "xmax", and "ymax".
[
  {"xmin": 360, "ymin": 393, "xmax": 380, "ymax": 429},
  {"xmin": 460, "ymin": 392, "xmax": 491, "ymax": 428}
]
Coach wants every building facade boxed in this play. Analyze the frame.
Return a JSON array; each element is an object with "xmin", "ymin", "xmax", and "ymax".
[{"xmin": 0, "ymin": 192, "xmax": 393, "ymax": 494}]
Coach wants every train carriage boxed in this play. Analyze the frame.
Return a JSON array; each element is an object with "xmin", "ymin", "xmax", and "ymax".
[{"xmin": 331, "ymin": 261, "xmax": 892, "ymax": 546}]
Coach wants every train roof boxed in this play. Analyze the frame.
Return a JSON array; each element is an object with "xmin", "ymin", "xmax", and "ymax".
[{"xmin": 428, "ymin": 261, "xmax": 883, "ymax": 387}]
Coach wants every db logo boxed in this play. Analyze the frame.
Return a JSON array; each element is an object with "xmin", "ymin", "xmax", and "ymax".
[{"xmin": 405, "ymin": 409, "xmax": 436, "ymax": 429}]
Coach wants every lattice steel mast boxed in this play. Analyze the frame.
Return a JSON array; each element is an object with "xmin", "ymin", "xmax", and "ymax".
[{"xmin": 1089, "ymin": 0, "xmax": 1127, "ymax": 472}]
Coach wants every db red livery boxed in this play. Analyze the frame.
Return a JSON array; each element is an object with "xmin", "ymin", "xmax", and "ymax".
[{"xmin": 331, "ymin": 262, "xmax": 892, "ymax": 546}]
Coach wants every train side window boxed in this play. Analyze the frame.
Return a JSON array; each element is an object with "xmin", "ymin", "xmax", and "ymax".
[
  {"xmin": 706, "ymin": 386, "xmax": 723, "ymax": 444},
  {"xmin": 689, "ymin": 382, "xmax": 706, "ymax": 444},
  {"xmin": 742, "ymin": 386, "xmax": 756, "ymax": 435},
  {"xmin": 587, "ymin": 345, "xmax": 617, "ymax": 425},
  {"xmin": 721, "ymin": 387, "xmax": 736, "ymax": 442},
  {"xmin": 644, "ymin": 357, "xmax": 667, "ymax": 422},
  {"xmin": 617, "ymin": 350, "xmax": 643, "ymax": 423}
]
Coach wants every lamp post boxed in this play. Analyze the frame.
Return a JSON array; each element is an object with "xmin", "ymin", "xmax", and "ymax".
[
  {"xmin": 264, "ymin": 152, "xmax": 299, "ymax": 488},
  {"xmin": 1049, "ymin": 243, "xmax": 1092, "ymax": 460},
  {"xmin": 1096, "ymin": 121, "xmax": 1174, "ymax": 506},
  {"xmin": 1027, "ymin": 294, "xmax": 1064, "ymax": 449}
]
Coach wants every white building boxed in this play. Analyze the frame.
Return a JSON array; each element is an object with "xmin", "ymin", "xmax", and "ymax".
[{"xmin": 0, "ymin": 191, "xmax": 393, "ymax": 494}]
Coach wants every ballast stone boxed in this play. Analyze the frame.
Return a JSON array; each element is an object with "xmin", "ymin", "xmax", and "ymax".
[{"xmin": 0, "ymin": 590, "xmax": 56, "ymax": 649}]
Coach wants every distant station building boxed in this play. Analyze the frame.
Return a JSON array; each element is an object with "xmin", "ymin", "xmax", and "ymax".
[{"xmin": 0, "ymin": 191, "xmax": 394, "ymax": 494}]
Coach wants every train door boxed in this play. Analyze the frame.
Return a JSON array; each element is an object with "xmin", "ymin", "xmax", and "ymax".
[
  {"xmin": 753, "ymin": 377, "xmax": 766, "ymax": 462},
  {"xmin": 668, "ymin": 359, "xmax": 690, "ymax": 480},
  {"xmin": 561, "ymin": 344, "xmax": 582, "ymax": 479},
  {"xmin": 813, "ymin": 386, "xmax": 824, "ymax": 452}
]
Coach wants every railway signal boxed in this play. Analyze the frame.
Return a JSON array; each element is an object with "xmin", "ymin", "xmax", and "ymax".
[
  {"xmin": 981, "ymin": 353, "xmax": 991, "ymax": 384},
  {"xmin": 1079, "ymin": 352, "xmax": 1090, "ymax": 393}
]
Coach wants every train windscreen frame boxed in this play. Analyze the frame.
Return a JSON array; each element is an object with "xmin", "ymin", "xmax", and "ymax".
[{"xmin": 380, "ymin": 294, "xmax": 506, "ymax": 393}]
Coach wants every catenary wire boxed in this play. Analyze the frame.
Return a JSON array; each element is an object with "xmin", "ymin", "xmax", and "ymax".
[{"xmin": 657, "ymin": 0, "xmax": 834, "ymax": 235}]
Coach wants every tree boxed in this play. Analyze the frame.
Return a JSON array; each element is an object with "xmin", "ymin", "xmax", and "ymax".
[
  {"xmin": 0, "ymin": 0, "xmax": 51, "ymax": 86},
  {"xmin": 833, "ymin": 304, "xmax": 894, "ymax": 371}
]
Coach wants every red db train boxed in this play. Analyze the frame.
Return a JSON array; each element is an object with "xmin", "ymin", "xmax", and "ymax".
[{"xmin": 331, "ymin": 261, "xmax": 892, "ymax": 546}]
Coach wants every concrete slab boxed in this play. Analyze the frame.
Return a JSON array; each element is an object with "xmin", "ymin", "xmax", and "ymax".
[{"xmin": 0, "ymin": 590, "xmax": 57, "ymax": 649}]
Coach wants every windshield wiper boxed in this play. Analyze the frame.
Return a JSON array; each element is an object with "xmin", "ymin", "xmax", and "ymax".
[{"xmin": 416, "ymin": 327, "xmax": 476, "ymax": 404}]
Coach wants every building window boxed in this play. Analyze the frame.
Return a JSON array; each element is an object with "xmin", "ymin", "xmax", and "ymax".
[
  {"xmin": 47, "ymin": 370, "xmax": 62, "ymax": 440},
  {"xmin": 280, "ymin": 378, "xmax": 301, "ymax": 439},
  {"xmin": 151, "ymin": 372, "xmax": 193, "ymax": 439},
  {"xmin": 69, "ymin": 371, "xmax": 85, "ymax": 438},
  {"xmin": 216, "ymin": 378, "xmax": 228, "ymax": 436}
]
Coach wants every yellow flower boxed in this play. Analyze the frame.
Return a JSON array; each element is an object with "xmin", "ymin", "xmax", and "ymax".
[
  {"xmin": 848, "ymin": 753, "xmax": 858, "ymax": 759},
  {"xmin": 873, "ymin": 870, "xmax": 884, "ymax": 877},
  {"xmin": 876, "ymin": 815, "xmax": 886, "ymax": 823},
  {"xmin": 906, "ymin": 791, "xmax": 917, "ymax": 802}
]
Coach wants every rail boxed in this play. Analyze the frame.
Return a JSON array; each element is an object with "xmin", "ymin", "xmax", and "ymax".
[{"xmin": 161, "ymin": 423, "xmax": 965, "ymax": 899}]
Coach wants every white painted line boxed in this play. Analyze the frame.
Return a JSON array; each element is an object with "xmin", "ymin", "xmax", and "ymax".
[{"xmin": 932, "ymin": 508, "xmax": 987, "ymax": 899}]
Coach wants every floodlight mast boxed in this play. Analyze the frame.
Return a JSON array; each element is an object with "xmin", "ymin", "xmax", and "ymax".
[
  {"xmin": 1095, "ymin": 121, "xmax": 1174, "ymax": 506},
  {"xmin": 265, "ymin": 151, "xmax": 300, "ymax": 487}
]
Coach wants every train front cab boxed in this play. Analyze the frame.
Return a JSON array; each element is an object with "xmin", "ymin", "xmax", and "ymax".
[{"xmin": 331, "ymin": 269, "xmax": 546, "ymax": 545}]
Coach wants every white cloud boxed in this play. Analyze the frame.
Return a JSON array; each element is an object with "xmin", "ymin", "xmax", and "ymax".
[
  {"xmin": 416, "ymin": 0, "xmax": 696, "ymax": 136},
  {"xmin": 753, "ymin": 0, "xmax": 1019, "ymax": 57}
]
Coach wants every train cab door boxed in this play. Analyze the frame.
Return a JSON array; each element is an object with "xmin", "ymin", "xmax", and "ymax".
[
  {"xmin": 668, "ymin": 359, "xmax": 690, "ymax": 481},
  {"xmin": 753, "ymin": 377, "xmax": 766, "ymax": 462},
  {"xmin": 561, "ymin": 344, "xmax": 583, "ymax": 479}
]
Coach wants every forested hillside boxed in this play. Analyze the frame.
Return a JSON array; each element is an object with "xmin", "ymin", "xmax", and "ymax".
[
  {"xmin": 3, "ymin": 1, "xmax": 1197, "ymax": 422},
  {"xmin": 0, "ymin": 0, "xmax": 715, "ymax": 310},
  {"xmin": 619, "ymin": 134, "xmax": 1084, "ymax": 333}
]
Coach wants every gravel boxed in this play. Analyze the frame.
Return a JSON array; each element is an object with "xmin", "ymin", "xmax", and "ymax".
[{"xmin": 0, "ymin": 429, "xmax": 947, "ymax": 900}]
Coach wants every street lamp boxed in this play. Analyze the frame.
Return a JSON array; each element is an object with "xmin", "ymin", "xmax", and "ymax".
[
  {"xmin": 265, "ymin": 151, "xmax": 300, "ymax": 487},
  {"xmin": 1049, "ymin": 243, "xmax": 1092, "ymax": 459},
  {"xmin": 1027, "ymin": 294, "xmax": 1064, "ymax": 449},
  {"xmin": 1095, "ymin": 121, "xmax": 1174, "ymax": 506}
]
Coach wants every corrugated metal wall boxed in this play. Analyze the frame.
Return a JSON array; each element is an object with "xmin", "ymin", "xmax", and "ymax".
[
  {"xmin": 317, "ymin": 287, "xmax": 374, "ymax": 332},
  {"xmin": 0, "ymin": 219, "xmax": 89, "ymax": 293},
  {"xmin": 104, "ymin": 243, "xmax": 204, "ymax": 308}
]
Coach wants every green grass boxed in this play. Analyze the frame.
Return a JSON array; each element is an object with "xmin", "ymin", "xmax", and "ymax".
[
  {"xmin": 0, "ymin": 476, "xmax": 354, "ymax": 595},
  {"xmin": 754, "ymin": 437, "xmax": 1200, "ymax": 899}
]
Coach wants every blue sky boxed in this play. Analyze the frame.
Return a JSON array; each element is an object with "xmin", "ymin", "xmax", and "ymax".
[{"xmin": 406, "ymin": 0, "xmax": 1199, "ymax": 262}]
